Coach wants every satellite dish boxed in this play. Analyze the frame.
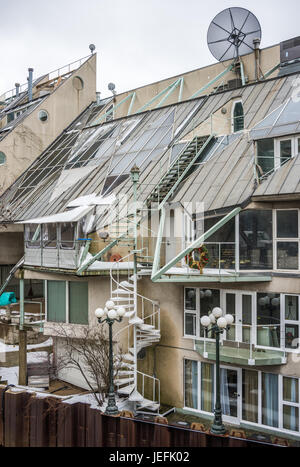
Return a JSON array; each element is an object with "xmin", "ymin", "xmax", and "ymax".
[{"xmin": 207, "ymin": 7, "xmax": 262, "ymax": 62}]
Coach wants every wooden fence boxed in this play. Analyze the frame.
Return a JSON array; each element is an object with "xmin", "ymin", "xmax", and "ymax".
[{"xmin": 0, "ymin": 386, "xmax": 281, "ymax": 448}]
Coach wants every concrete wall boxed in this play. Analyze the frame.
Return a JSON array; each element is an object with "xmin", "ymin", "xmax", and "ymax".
[
  {"xmin": 98, "ymin": 45, "xmax": 279, "ymax": 120},
  {"xmin": 0, "ymin": 54, "xmax": 97, "ymax": 194}
]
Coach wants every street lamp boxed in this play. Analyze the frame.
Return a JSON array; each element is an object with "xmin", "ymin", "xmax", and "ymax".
[
  {"xmin": 200, "ymin": 307, "xmax": 234, "ymax": 436},
  {"xmin": 95, "ymin": 301, "xmax": 126, "ymax": 416}
]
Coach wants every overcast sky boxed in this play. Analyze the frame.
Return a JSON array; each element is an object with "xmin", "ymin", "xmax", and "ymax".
[{"xmin": 1, "ymin": 0, "xmax": 300, "ymax": 98}]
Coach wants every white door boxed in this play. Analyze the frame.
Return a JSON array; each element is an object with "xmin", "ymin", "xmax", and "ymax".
[
  {"xmin": 219, "ymin": 366, "xmax": 242, "ymax": 425},
  {"xmin": 222, "ymin": 291, "xmax": 254, "ymax": 344}
]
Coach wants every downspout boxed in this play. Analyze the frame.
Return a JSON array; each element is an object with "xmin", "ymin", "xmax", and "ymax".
[{"xmin": 27, "ymin": 68, "xmax": 34, "ymax": 102}]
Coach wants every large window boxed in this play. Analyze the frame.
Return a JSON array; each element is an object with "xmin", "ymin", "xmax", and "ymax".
[
  {"xmin": 184, "ymin": 362, "xmax": 300, "ymax": 434},
  {"xmin": 46, "ymin": 280, "xmax": 88, "ymax": 324},
  {"xmin": 257, "ymin": 136, "xmax": 300, "ymax": 177},
  {"xmin": 276, "ymin": 210, "xmax": 299, "ymax": 270},
  {"xmin": 239, "ymin": 210, "xmax": 273, "ymax": 270},
  {"xmin": 203, "ymin": 216, "xmax": 235, "ymax": 270}
]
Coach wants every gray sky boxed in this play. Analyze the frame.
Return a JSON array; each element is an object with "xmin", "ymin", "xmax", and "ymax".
[{"xmin": 1, "ymin": 0, "xmax": 300, "ymax": 98}]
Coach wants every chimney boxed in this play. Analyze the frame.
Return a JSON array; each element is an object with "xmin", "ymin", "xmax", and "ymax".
[
  {"xmin": 253, "ymin": 38, "xmax": 261, "ymax": 81},
  {"xmin": 96, "ymin": 91, "xmax": 101, "ymax": 105},
  {"xmin": 15, "ymin": 83, "xmax": 20, "ymax": 98},
  {"xmin": 27, "ymin": 68, "xmax": 34, "ymax": 102}
]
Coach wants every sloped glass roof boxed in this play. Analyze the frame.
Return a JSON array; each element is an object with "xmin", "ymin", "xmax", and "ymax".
[{"xmin": 250, "ymin": 96, "xmax": 300, "ymax": 140}]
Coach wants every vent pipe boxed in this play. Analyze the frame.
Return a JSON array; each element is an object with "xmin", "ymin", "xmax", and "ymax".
[
  {"xmin": 96, "ymin": 91, "xmax": 101, "ymax": 104},
  {"xmin": 253, "ymin": 38, "xmax": 261, "ymax": 81},
  {"xmin": 27, "ymin": 68, "xmax": 34, "ymax": 102},
  {"xmin": 15, "ymin": 83, "xmax": 20, "ymax": 98}
]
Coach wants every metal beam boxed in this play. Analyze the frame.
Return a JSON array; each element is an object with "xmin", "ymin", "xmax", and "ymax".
[
  {"xmin": 127, "ymin": 92, "xmax": 136, "ymax": 116},
  {"xmin": 136, "ymin": 78, "xmax": 184, "ymax": 114},
  {"xmin": 261, "ymin": 63, "xmax": 280, "ymax": 80},
  {"xmin": 154, "ymin": 78, "xmax": 183, "ymax": 109},
  {"xmin": 151, "ymin": 207, "xmax": 241, "ymax": 282},
  {"xmin": 189, "ymin": 63, "xmax": 234, "ymax": 100}
]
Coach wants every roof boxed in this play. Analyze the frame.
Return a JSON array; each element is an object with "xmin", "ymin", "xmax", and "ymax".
[
  {"xmin": 16, "ymin": 205, "xmax": 93, "ymax": 224},
  {"xmin": 1, "ymin": 71, "xmax": 300, "ymax": 227}
]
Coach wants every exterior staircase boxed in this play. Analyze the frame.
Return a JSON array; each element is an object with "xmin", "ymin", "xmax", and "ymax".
[
  {"xmin": 147, "ymin": 134, "xmax": 216, "ymax": 207},
  {"xmin": 110, "ymin": 253, "xmax": 160, "ymax": 413}
]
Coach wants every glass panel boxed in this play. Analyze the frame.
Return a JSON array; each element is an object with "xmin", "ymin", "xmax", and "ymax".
[
  {"xmin": 199, "ymin": 289, "xmax": 220, "ymax": 337},
  {"xmin": 242, "ymin": 295, "xmax": 252, "ymax": 343},
  {"xmin": 185, "ymin": 288, "xmax": 196, "ymax": 310},
  {"xmin": 42, "ymin": 223, "xmax": 57, "ymax": 248},
  {"xmin": 184, "ymin": 360, "xmax": 198, "ymax": 409},
  {"xmin": 220, "ymin": 368, "xmax": 238, "ymax": 417},
  {"xmin": 201, "ymin": 216, "xmax": 235, "ymax": 270},
  {"xmin": 277, "ymin": 242, "xmax": 299, "ymax": 270},
  {"xmin": 60, "ymin": 222, "xmax": 76, "ymax": 249},
  {"xmin": 285, "ymin": 324, "xmax": 299, "ymax": 349},
  {"xmin": 201, "ymin": 363, "xmax": 214, "ymax": 413},
  {"xmin": 277, "ymin": 210, "xmax": 298, "ymax": 238},
  {"xmin": 257, "ymin": 293, "xmax": 280, "ymax": 347},
  {"xmin": 233, "ymin": 102, "xmax": 244, "ymax": 132},
  {"xmin": 283, "ymin": 405, "xmax": 299, "ymax": 431},
  {"xmin": 285, "ymin": 295, "xmax": 299, "ymax": 320},
  {"xmin": 185, "ymin": 313, "xmax": 196, "ymax": 336},
  {"xmin": 242, "ymin": 369, "xmax": 258, "ymax": 423},
  {"xmin": 226, "ymin": 294, "xmax": 236, "ymax": 341},
  {"xmin": 283, "ymin": 377, "xmax": 299, "ymax": 403},
  {"xmin": 280, "ymin": 139, "xmax": 292, "ymax": 165},
  {"xmin": 262, "ymin": 373, "xmax": 279, "ymax": 427},
  {"xmin": 25, "ymin": 224, "xmax": 41, "ymax": 248},
  {"xmin": 239, "ymin": 210, "xmax": 273, "ymax": 270},
  {"xmin": 257, "ymin": 139, "xmax": 274, "ymax": 175}
]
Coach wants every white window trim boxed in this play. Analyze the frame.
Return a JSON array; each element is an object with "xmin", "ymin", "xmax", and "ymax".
[
  {"xmin": 231, "ymin": 100, "xmax": 244, "ymax": 134},
  {"xmin": 275, "ymin": 208, "xmax": 300, "ymax": 272}
]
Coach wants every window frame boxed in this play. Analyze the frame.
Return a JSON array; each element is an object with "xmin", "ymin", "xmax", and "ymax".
[{"xmin": 45, "ymin": 279, "xmax": 88, "ymax": 325}]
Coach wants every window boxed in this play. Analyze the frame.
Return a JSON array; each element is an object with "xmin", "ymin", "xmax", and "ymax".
[
  {"xmin": 242, "ymin": 369, "xmax": 258, "ymax": 423},
  {"xmin": 276, "ymin": 210, "xmax": 299, "ymax": 270},
  {"xmin": 232, "ymin": 101, "xmax": 244, "ymax": 132},
  {"xmin": 284, "ymin": 295, "xmax": 299, "ymax": 349},
  {"xmin": 38, "ymin": 110, "xmax": 48, "ymax": 123},
  {"xmin": 239, "ymin": 210, "xmax": 273, "ymax": 270},
  {"xmin": 0, "ymin": 151, "xmax": 6, "ymax": 165},
  {"xmin": 283, "ymin": 377, "xmax": 299, "ymax": 431},
  {"xmin": 257, "ymin": 293, "xmax": 280, "ymax": 348},
  {"xmin": 60, "ymin": 222, "xmax": 76, "ymax": 249},
  {"xmin": 184, "ymin": 360, "xmax": 198, "ymax": 409},
  {"xmin": 46, "ymin": 280, "xmax": 88, "ymax": 324},
  {"xmin": 184, "ymin": 288, "xmax": 197, "ymax": 337},
  {"xmin": 257, "ymin": 139, "xmax": 274, "ymax": 175},
  {"xmin": 184, "ymin": 288, "xmax": 220, "ymax": 338},
  {"xmin": 203, "ymin": 216, "xmax": 235, "ymax": 270},
  {"xmin": 69, "ymin": 282, "xmax": 88, "ymax": 325},
  {"xmin": 25, "ymin": 224, "xmax": 41, "ymax": 248},
  {"xmin": 42, "ymin": 223, "xmax": 57, "ymax": 248},
  {"xmin": 47, "ymin": 281, "xmax": 66, "ymax": 323},
  {"xmin": 262, "ymin": 373, "xmax": 279, "ymax": 428}
]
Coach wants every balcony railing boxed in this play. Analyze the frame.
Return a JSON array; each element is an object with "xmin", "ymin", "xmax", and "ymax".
[
  {"xmin": 196, "ymin": 323, "xmax": 288, "ymax": 366},
  {"xmin": 182, "ymin": 242, "xmax": 237, "ymax": 275}
]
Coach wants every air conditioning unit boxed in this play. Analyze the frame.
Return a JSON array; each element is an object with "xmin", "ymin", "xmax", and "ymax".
[
  {"xmin": 280, "ymin": 36, "xmax": 300, "ymax": 64},
  {"xmin": 227, "ymin": 78, "xmax": 242, "ymax": 90}
]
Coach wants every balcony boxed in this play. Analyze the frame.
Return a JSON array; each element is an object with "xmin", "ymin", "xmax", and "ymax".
[{"xmin": 195, "ymin": 324, "xmax": 287, "ymax": 366}]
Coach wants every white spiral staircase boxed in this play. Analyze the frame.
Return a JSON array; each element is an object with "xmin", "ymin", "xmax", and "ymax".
[{"xmin": 110, "ymin": 252, "xmax": 161, "ymax": 413}]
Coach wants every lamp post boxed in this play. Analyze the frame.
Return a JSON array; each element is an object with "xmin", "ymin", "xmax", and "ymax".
[
  {"xmin": 200, "ymin": 307, "xmax": 234, "ymax": 435},
  {"xmin": 95, "ymin": 301, "xmax": 126, "ymax": 416}
]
